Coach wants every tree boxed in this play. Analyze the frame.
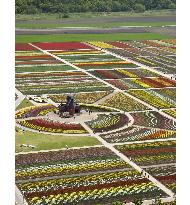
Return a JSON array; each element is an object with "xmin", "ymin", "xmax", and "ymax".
[{"xmin": 134, "ymin": 3, "xmax": 146, "ymax": 12}]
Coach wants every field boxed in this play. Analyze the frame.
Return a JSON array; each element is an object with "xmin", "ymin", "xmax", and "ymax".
[{"xmin": 15, "ymin": 39, "xmax": 176, "ymax": 204}]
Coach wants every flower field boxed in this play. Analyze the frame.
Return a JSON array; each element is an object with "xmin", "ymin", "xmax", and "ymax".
[
  {"xmin": 17, "ymin": 118, "xmax": 88, "ymax": 134},
  {"xmin": 17, "ymin": 170, "xmax": 167, "ymax": 205},
  {"xmin": 16, "ymin": 147, "xmax": 130, "ymax": 180},
  {"xmin": 115, "ymin": 140, "xmax": 176, "ymax": 166},
  {"xmin": 128, "ymin": 88, "xmax": 176, "ymax": 109},
  {"xmin": 101, "ymin": 92, "xmax": 149, "ymax": 112},
  {"xmin": 130, "ymin": 111, "xmax": 176, "ymax": 130},
  {"xmin": 15, "ymin": 40, "xmax": 176, "ymax": 204},
  {"xmin": 87, "ymin": 113, "xmax": 129, "ymax": 133},
  {"xmin": 49, "ymin": 91, "xmax": 112, "ymax": 104},
  {"xmin": 101, "ymin": 126, "xmax": 176, "ymax": 143},
  {"xmin": 145, "ymin": 165, "xmax": 176, "ymax": 193}
]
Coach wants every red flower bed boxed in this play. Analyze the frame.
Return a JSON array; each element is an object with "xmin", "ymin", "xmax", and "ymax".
[
  {"xmin": 28, "ymin": 118, "xmax": 84, "ymax": 130},
  {"xmin": 140, "ymin": 77, "xmax": 175, "ymax": 88},
  {"xmin": 15, "ymin": 43, "xmax": 37, "ymax": 51},
  {"xmin": 33, "ymin": 42, "xmax": 93, "ymax": 50},
  {"xmin": 15, "ymin": 147, "xmax": 114, "ymax": 166},
  {"xmin": 16, "ymin": 55, "xmax": 53, "ymax": 60},
  {"xmin": 95, "ymin": 70, "xmax": 118, "ymax": 79},
  {"xmin": 107, "ymin": 41, "xmax": 133, "ymax": 49},
  {"xmin": 106, "ymin": 79, "xmax": 128, "ymax": 90},
  {"xmin": 140, "ymin": 40, "xmax": 164, "ymax": 47},
  {"xmin": 123, "ymin": 147, "xmax": 176, "ymax": 157}
]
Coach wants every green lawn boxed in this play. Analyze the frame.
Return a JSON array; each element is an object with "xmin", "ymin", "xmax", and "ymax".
[
  {"xmin": 16, "ymin": 21, "xmax": 175, "ymax": 29},
  {"xmin": 16, "ymin": 33, "xmax": 173, "ymax": 43},
  {"xmin": 16, "ymin": 98, "xmax": 33, "ymax": 110},
  {"xmin": 15, "ymin": 130, "xmax": 101, "ymax": 153}
]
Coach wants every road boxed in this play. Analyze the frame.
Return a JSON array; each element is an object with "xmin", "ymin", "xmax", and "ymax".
[{"xmin": 16, "ymin": 26, "xmax": 176, "ymax": 36}]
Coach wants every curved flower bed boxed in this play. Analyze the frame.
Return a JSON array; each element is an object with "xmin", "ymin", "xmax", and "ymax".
[
  {"xmin": 87, "ymin": 113, "xmax": 129, "ymax": 133},
  {"xmin": 130, "ymin": 111, "xmax": 176, "ymax": 130},
  {"xmin": 17, "ymin": 118, "xmax": 87, "ymax": 134},
  {"xmin": 15, "ymin": 104, "xmax": 56, "ymax": 119},
  {"xmin": 101, "ymin": 126, "xmax": 176, "ymax": 143}
]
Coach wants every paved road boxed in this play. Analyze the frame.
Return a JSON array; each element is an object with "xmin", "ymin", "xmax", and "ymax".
[
  {"xmin": 16, "ymin": 26, "xmax": 176, "ymax": 36},
  {"xmin": 16, "ymin": 15, "xmax": 176, "ymax": 24}
]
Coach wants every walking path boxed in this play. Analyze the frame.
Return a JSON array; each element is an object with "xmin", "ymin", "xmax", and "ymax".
[
  {"xmin": 15, "ymin": 88, "xmax": 25, "ymax": 108},
  {"xmin": 15, "ymin": 185, "xmax": 28, "ymax": 205}
]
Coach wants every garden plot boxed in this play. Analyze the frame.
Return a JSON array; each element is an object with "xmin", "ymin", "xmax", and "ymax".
[
  {"xmin": 15, "ymin": 71, "xmax": 112, "ymax": 95},
  {"xmin": 115, "ymin": 140, "xmax": 176, "ymax": 166},
  {"xmin": 101, "ymin": 92, "xmax": 149, "ymax": 112},
  {"xmin": 16, "ymin": 147, "xmax": 168, "ymax": 205},
  {"xmin": 130, "ymin": 111, "xmax": 176, "ymax": 130},
  {"xmin": 15, "ymin": 40, "xmax": 176, "ymax": 204},
  {"xmin": 101, "ymin": 126, "xmax": 176, "ymax": 143},
  {"xmin": 48, "ymin": 91, "xmax": 113, "ymax": 104},
  {"xmin": 107, "ymin": 76, "xmax": 175, "ymax": 90},
  {"xmin": 89, "ymin": 68, "xmax": 160, "ymax": 79},
  {"xmin": 128, "ymin": 88, "xmax": 176, "ymax": 109}
]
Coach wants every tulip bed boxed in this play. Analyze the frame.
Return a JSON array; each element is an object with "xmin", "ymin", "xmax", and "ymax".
[
  {"xmin": 48, "ymin": 91, "xmax": 112, "ymax": 104},
  {"xmin": 15, "ymin": 147, "xmax": 130, "ymax": 180},
  {"xmin": 101, "ymin": 126, "xmax": 176, "ymax": 143},
  {"xmin": 130, "ymin": 111, "xmax": 176, "ymax": 130},
  {"xmin": 15, "ymin": 104, "xmax": 56, "ymax": 119},
  {"xmin": 144, "ymin": 165, "xmax": 176, "ymax": 193},
  {"xmin": 115, "ymin": 140, "xmax": 176, "ymax": 166},
  {"xmin": 17, "ymin": 118, "xmax": 88, "ymax": 134},
  {"xmin": 16, "ymin": 70, "xmax": 113, "ymax": 95},
  {"xmin": 89, "ymin": 68, "xmax": 159, "ymax": 79},
  {"xmin": 87, "ymin": 113, "xmax": 129, "ymax": 133},
  {"xmin": 17, "ymin": 170, "xmax": 167, "ymax": 205},
  {"xmin": 101, "ymin": 92, "xmax": 149, "ymax": 112},
  {"xmin": 128, "ymin": 89, "xmax": 176, "ymax": 110}
]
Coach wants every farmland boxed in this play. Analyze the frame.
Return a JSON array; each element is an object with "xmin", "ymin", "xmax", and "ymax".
[{"xmin": 15, "ymin": 39, "xmax": 176, "ymax": 204}]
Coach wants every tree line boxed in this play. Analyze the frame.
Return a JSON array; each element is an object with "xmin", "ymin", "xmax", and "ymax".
[{"xmin": 16, "ymin": 0, "xmax": 176, "ymax": 15}]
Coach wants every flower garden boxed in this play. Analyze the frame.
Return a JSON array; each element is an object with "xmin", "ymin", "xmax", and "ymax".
[{"xmin": 15, "ymin": 40, "xmax": 176, "ymax": 204}]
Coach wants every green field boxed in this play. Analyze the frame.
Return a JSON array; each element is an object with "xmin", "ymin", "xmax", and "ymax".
[
  {"xmin": 15, "ymin": 130, "xmax": 101, "ymax": 152},
  {"xmin": 16, "ymin": 21, "xmax": 175, "ymax": 29},
  {"xmin": 16, "ymin": 98, "xmax": 33, "ymax": 110},
  {"xmin": 16, "ymin": 33, "xmax": 173, "ymax": 43}
]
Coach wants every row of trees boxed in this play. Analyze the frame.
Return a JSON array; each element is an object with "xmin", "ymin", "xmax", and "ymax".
[{"xmin": 16, "ymin": 0, "xmax": 176, "ymax": 14}]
